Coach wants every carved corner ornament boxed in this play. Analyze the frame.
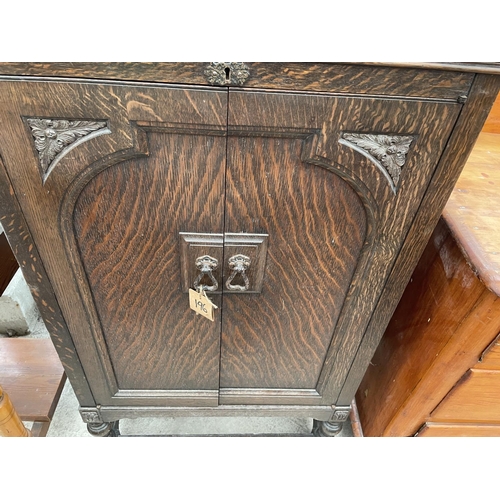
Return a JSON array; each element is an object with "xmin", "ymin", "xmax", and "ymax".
[
  {"xmin": 204, "ymin": 62, "xmax": 250, "ymax": 86},
  {"xmin": 79, "ymin": 408, "xmax": 102, "ymax": 424},
  {"xmin": 339, "ymin": 133, "xmax": 414, "ymax": 194},
  {"xmin": 332, "ymin": 409, "xmax": 351, "ymax": 422},
  {"xmin": 26, "ymin": 118, "xmax": 109, "ymax": 183}
]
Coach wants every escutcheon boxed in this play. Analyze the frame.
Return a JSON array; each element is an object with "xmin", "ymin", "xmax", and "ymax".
[{"xmin": 204, "ymin": 62, "xmax": 250, "ymax": 86}]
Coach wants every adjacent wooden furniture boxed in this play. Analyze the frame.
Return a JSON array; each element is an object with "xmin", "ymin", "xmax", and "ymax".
[
  {"xmin": 0, "ymin": 384, "xmax": 32, "ymax": 437},
  {"xmin": 356, "ymin": 97, "xmax": 500, "ymax": 437},
  {"xmin": 0, "ymin": 63, "xmax": 499, "ymax": 436},
  {"xmin": 0, "ymin": 338, "xmax": 66, "ymax": 437},
  {"xmin": 0, "ymin": 228, "xmax": 18, "ymax": 295}
]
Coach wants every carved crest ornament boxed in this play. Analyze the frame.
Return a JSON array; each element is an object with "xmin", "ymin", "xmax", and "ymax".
[
  {"xmin": 26, "ymin": 118, "xmax": 108, "ymax": 181},
  {"xmin": 340, "ymin": 133, "xmax": 414, "ymax": 193}
]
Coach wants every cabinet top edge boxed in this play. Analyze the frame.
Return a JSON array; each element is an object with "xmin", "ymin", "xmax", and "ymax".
[
  {"xmin": 0, "ymin": 62, "xmax": 488, "ymax": 101},
  {"xmin": 1, "ymin": 62, "xmax": 499, "ymax": 75},
  {"xmin": 353, "ymin": 62, "xmax": 500, "ymax": 74}
]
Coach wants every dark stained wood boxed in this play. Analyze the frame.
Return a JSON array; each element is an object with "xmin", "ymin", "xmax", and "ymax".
[
  {"xmin": 244, "ymin": 64, "xmax": 473, "ymax": 100},
  {"xmin": 224, "ymin": 91, "xmax": 460, "ymax": 404},
  {"xmin": 0, "ymin": 158, "xmax": 95, "ymax": 406},
  {"xmin": 0, "ymin": 64, "xmax": 498, "ymax": 433},
  {"xmin": 358, "ymin": 62, "xmax": 500, "ymax": 75},
  {"xmin": 0, "ymin": 230, "xmax": 18, "ymax": 295},
  {"xmin": 0, "ymin": 80, "xmax": 227, "ymax": 406},
  {"xmin": 443, "ymin": 131, "xmax": 500, "ymax": 295},
  {"xmin": 218, "ymin": 388, "xmax": 322, "ymax": 405},
  {"xmin": 98, "ymin": 404, "xmax": 335, "ymax": 421},
  {"xmin": 221, "ymin": 133, "xmax": 366, "ymax": 392},
  {"xmin": 355, "ymin": 83, "xmax": 500, "ymax": 436},
  {"xmin": 0, "ymin": 62, "xmax": 474, "ymax": 100},
  {"xmin": 337, "ymin": 73, "xmax": 500, "ymax": 408},
  {"xmin": 417, "ymin": 422, "xmax": 500, "ymax": 437},
  {"xmin": 74, "ymin": 132, "xmax": 226, "ymax": 393},
  {"xmin": 0, "ymin": 338, "xmax": 66, "ymax": 436},
  {"xmin": 430, "ymin": 369, "xmax": 500, "ymax": 423}
]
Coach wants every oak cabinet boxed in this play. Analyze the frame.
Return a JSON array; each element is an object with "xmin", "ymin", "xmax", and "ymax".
[{"xmin": 0, "ymin": 63, "xmax": 498, "ymax": 436}]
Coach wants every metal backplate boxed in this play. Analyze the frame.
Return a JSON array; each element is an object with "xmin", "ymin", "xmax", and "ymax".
[
  {"xmin": 179, "ymin": 233, "xmax": 223, "ymax": 293},
  {"xmin": 224, "ymin": 233, "xmax": 268, "ymax": 293}
]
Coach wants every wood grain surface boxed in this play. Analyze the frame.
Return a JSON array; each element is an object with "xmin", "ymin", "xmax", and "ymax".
[
  {"xmin": 0, "ymin": 65, "xmax": 498, "ymax": 424},
  {"xmin": 443, "ymin": 131, "xmax": 500, "ymax": 295},
  {"xmin": 337, "ymin": 74, "xmax": 500, "ymax": 408},
  {"xmin": 223, "ymin": 90, "xmax": 459, "ymax": 403},
  {"xmin": 0, "ymin": 158, "xmax": 95, "ymax": 406},
  {"xmin": 476, "ymin": 335, "xmax": 500, "ymax": 370},
  {"xmin": 0, "ymin": 62, "xmax": 474, "ymax": 100},
  {"xmin": 0, "ymin": 338, "xmax": 66, "ymax": 421},
  {"xmin": 220, "ymin": 135, "xmax": 366, "ymax": 391},
  {"xmin": 430, "ymin": 369, "xmax": 500, "ymax": 423},
  {"xmin": 0, "ymin": 384, "xmax": 31, "ymax": 437},
  {"xmin": 355, "ymin": 80, "xmax": 500, "ymax": 435},
  {"xmin": 417, "ymin": 422, "xmax": 500, "ymax": 437},
  {"xmin": 74, "ymin": 132, "xmax": 226, "ymax": 391},
  {"xmin": 0, "ymin": 80, "xmax": 227, "ymax": 405},
  {"xmin": 356, "ymin": 218, "xmax": 500, "ymax": 436}
]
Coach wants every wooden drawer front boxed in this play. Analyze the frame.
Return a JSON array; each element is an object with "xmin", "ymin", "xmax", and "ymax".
[
  {"xmin": 417, "ymin": 423, "xmax": 500, "ymax": 437},
  {"xmin": 430, "ymin": 369, "xmax": 500, "ymax": 424}
]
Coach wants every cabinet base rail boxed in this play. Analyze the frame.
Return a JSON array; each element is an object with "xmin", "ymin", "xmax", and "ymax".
[
  {"xmin": 83, "ymin": 404, "xmax": 352, "ymax": 437},
  {"xmin": 81, "ymin": 404, "xmax": 353, "ymax": 423}
]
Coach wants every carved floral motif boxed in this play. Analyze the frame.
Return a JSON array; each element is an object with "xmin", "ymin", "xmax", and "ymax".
[
  {"xmin": 341, "ymin": 133, "xmax": 414, "ymax": 192},
  {"xmin": 27, "ymin": 118, "xmax": 107, "ymax": 178}
]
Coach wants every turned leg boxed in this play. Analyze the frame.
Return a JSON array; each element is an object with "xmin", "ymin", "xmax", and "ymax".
[
  {"xmin": 313, "ymin": 419, "xmax": 344, "ymax": 437},
  {"xmin": 0, "ymin": 384, "xmax": 32, "ymax": 437},
  {"xmin": 87, "ymin": 420, "xmax": 120, "ymax": 437},
  {"xmin": 312, "ymin": 406, "xmax": 351, "ymax": 437}
]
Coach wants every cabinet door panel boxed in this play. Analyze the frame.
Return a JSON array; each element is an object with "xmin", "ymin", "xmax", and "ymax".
[
  {"xmin": 74, "ymin": 132, "xmax": 225, "ymax": 391},
  {"xmin": 220, "ymin": 136, "xmax": 366, "ymax": 391},
  {"xmin": 222, "ymin": 90, "xmax": 460, "ymax": 405},
  {"xmin": 0, "ymin": 80, "xmax": 228, "ymax": 406}
]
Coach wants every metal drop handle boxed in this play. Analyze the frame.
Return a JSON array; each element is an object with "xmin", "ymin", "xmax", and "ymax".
[
  {"xmin": 193, "ymin": 255, "xmax": 219, "ymax": 292},
  {"xmin": 225, "ymin": 254, "xmax": 251, "ymax": 291}
]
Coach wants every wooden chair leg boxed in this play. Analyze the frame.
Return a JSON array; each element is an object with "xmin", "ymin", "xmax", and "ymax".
[
  {"xmin": 0, "ymin": 384, "xmax": 32, "ymax": 437},
  {"xmin": 30, "ymin": 421, "xmax": 51, "ymax": 437}
]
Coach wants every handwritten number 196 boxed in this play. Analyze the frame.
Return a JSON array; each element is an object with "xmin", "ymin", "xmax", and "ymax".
[{"xmin": 195, "ymin": 300, "xmax": 208, "ymax": 313}]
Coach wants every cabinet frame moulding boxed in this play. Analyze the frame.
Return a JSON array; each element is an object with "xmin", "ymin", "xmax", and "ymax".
[
  {"xmin": 0, "ymin": 156, "xmax": 96, "ymax": 407},
  {"xmin": 335, "ymin": 73, "xmax": 500, "ymax": 409},
  {"xmin": 1, "ymin": 65, "xmax": 497, "ymax": 435}
]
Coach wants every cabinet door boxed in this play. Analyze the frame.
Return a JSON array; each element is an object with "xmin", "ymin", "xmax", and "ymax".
[
  {"xmin": 0, "ymin": 80, "xmax": 227, "ymax": 407},
  {"xmin": 220, "ymin": 90, "xmax": 461, "ymax": 406}
]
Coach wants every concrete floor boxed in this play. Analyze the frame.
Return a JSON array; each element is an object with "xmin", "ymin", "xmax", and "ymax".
[{"xmin": 5, "ymin": 269, "xmax": 353, "ymax": 437}]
